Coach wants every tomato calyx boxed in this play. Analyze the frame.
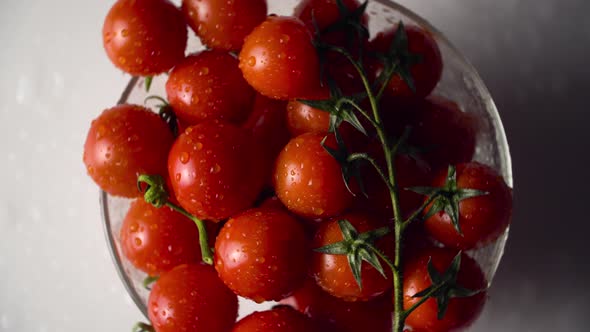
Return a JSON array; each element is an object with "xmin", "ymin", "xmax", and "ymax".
[
  {"xmin": 321, "ymin": 131, "xmax": 367, "ymax": 196},
  {"xmin": 145, "ymin": 96, "xmax": 179, "ymax": 137},
  {"xmin": 142, "ymin": 275, "xmax": 159, "ymax": 291},
  {"xmin": 132, "ymin": 322, "xmax": 155, "ymax": 332},
  {"xmin": 144, "ymin": 76, "xmax": 154, "ymax": 92},
  {"xmin": 409, "ymin": 166, "xmax": 488, "ymax": 234},
  {"xmin": 314, "ymin": 219, "xmax": 392, "ymax": 289},
  {"xmin": 406, "ymin": 252, "xmax": 484, "ymax": 320},
  {"xmin": 319, "ymin": 0, "xmax": 369, "ymax": 40},
  {"xmin": 137, "ymin": 174, "xmax": 214, "ymax": 265}
]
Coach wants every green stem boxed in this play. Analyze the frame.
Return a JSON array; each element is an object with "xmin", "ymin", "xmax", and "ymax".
[
  {"xmin": 365, "ymin": 243, "xmax": 397, "ymax": 274},
  {"xmin": 165, "ymin": 202, "xmax": 214, "ymax": 265},
  {"xmin": 133, "ymin": 322, "xmax": 155, "ymax": 332},
  {"xmin": 402, "ymin": 193, "xmax": 439, "ymax": 230},
  {"xmin": 402, "ymin": 282, "xmax": 446, "ymax": 319},
  {"xmin": 347, "ymin": 153, "xmax": 395, "ymax": 193}
]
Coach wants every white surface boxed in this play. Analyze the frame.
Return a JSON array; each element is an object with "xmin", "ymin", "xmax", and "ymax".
[{"xmin": 1, "ymin": 0, "xmax": 589, "ymax": 331}]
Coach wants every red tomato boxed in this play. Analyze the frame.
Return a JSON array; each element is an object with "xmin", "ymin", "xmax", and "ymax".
[
  {"xmin": 369, "ymin": 25, "xmax": 442, "ymax": 98},
  {"xmin": 168, "ymin": 121, "xmax": 265, "ymax": 221},
  {"xmin": 243, "ymin": 94, "xmax": 290, "ymax": 178},
  {"xmin": 281, "ymin": 279, "xmax": 393, "ymax": 332},
  {"xmin": 259, "ymin": 196, "xmax": 287, "ymax": 211},
  {"xmin": 120, "ymin": 199, "xmax": 200, "ymax": 275},
  {"xmin": 232, "ymin": 307, "xmax": 320, "ymax": 332},
  {"xmin": 102, "ymin": 0, "xmax": 187, "ymax": 76},
  {"xmin": 148, "ymin": 264, "xmax": 238, "ymax": 332},
  {"xmin": 404, "ymin": 248, "xmax": 487, "ymax": 332},
  {"xmin": 83, "ymin": 105, "xmax": 174, "ymax": 197},
  {"xmin": 286, "ymin": 97, "xmax": 330, "ymax": 137},
  {"xmin": 424, "ymin": 162, "xmax": 513, "ymax": 250},
  {"xmin": 274, "ymin": 133, "xmax": 353, "ymax": 218},
  {"xmin": 382, "ymin": 96, "xmax": 478, "ymax": 171},
  {"xmin": 214, "ymin": 208, "xmax": 308, "ymax": 302},
  {"xmin": 166, "ymin": 51, "xmax": 255, "ymax": 125},
  {"xmin": 239, "ymin": 16, "xmax": 322, "ymax": 100},
  {"xmin": 311, "ymin": 213, "xmax": 393, "ymax": 302},
  {"xmin": 182, "ymin": 0, "xmax": 267, "ymax": 51}
]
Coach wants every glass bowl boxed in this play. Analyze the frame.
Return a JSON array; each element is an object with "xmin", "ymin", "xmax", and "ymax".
[{"xmin": 101, "ymin": 0, "xmax": 512, "ymax": 325}]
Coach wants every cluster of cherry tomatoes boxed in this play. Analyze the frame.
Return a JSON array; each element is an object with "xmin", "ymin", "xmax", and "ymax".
[{"xmin": 84, "ymin": 0, "xmax": 513, "ymax": 331}]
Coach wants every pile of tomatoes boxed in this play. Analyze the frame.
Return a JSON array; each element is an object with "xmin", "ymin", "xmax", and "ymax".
[{"xmin": 84, "ymin": 0, "xmax": 513, "ymax": 331}]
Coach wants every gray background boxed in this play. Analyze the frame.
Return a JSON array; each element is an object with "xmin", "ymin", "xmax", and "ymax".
[{"xmin": 0, "ymin": 0, "xmax": 588, "ymax": 331}]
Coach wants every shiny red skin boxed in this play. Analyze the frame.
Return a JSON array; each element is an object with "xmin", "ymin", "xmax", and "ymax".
[
  {"xmin": 382, "ymin": 96, "xmax": 478, "ymax": 171},
  {"xmin": 369, "ymin": 25, "xmax": 442, "ymax": 98},
  {"xmin": 120, "ymin": 200, "xmax": 200, "ymax": 276},
  {"xmin": 404, "ymin": 248, "xmax": 487, "ymax": 332},
  {"xmin": 148, "ymin": 264, "xmax": 238, "ymax": 332},
  {"xmin": 274, "ymin": 133, "xmax": 353, "ymax": 218},
  {"xmin": 182, "ymin": 0, "xmax": 267, "ymax": 51},
  {"xmin": 214, "ymin": 208, "xmax": 308, "ymax": 302},
  {"xmin": 243, "ymin": 94, "xmax": 290, "ymax": 181},
  {"xmin": 168, "ymin": 122, "xmax": 265, "ymax": 221},
  {"xmin": 232, "ymin": 307, "xmax": 320, "ymax": 332},
  {"xmin": 286, "ymin": 99, "xmax": 330, "ymax": 137},
  {"xmin": 425, "ymin": 162, "xmax": 513, "ymax": 250},
  {"xmin": 166, "ymin": 51, "xmax": 255, "ymax": 125},
  {"xmin": 311, "ymin": 213, "xmax": 393, "ymax": 302},
  {"xmin": 83, "ymin": 105, "xmax": 174, "ymax": 197},
  {"xmin": 102, "ymin": 0, "xmax": 187, "ymax": 76},
  {"xmin": 239, "ymin": 16, "xmax": 322, "ymax": 100},
  {"xmin": 281, "ymin": 279, "xmax": 393, "ymax": 332}
]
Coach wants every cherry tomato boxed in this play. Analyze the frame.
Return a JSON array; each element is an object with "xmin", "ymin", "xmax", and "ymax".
[
  {"xmin": 281, "ymin": 279, "xmax": 393, "ymax": 332},
  {"xmin": 120, "ymin": 199, "xmax": 200, "ymax": 275},
  {"xmin": 311, "ymin": 213, "xmax": 393, "ymax": 302},
  {"xmin": 102, "ymin": 0, "xmax": 187, "ymax": 76},
  {"xmin": 83, "ymin": 104, "xmax": 174, "ymax": 197},
  {"xmin": 168, "ymin": 121, "xmax": 265, "ymax": 221},
  {"xmin": 148, "ymin": 264, "xmax": 238, "ymax": 332},
  {"xmin": 382, "ymin": 96, "xmax": 478, "ymax": 171},
  {"xmin": 259, "ymin": 196, "xmax": 287, "ymax": 211},
  {"xmin": 404, "ymin": 248, "xmax": 487, "ymax": 332},
  {"xmin": 166, "ymin": 50, "xmax": 255, "ymax": 125},
  {"xmin": 215, "ymin": 208, "xmax": 308, "ymax": 302},
  {"xmin": 182, "ymin": 0, "xmax": 267, "ymax": 51},
  {"xmin": 286, "ymin": 92, "xmax": 331, "ymax": 137},
  {"xmin": 232, "ymin": 307, "xmax": 320, "ymax": 332},
  {"xmin": 369, "ymin": 25, "xmax": 442, "ymax": 98},
  {"xmin": 424, "ymin": 162, "xmax": 513, "ymax": 250},
  {"xmin": 243, "ymin": 94, "xmax": 290, "ymax": 178},
  {"xmin": 274, "ymin": 133, "xmax": 353, "ymax": 218},
  {"xmin": 239, "ymin": 16, "xmax": 322, "ymax": 100}
]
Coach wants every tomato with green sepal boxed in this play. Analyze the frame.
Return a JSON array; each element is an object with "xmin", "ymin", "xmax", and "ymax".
[{"xmin": 83, "ymin": 104, "xmax": 174, "ymax": 198}]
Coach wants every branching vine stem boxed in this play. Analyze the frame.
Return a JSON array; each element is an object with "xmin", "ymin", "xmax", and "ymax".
[{"xmin": 164, "ymin": 202, "xmax": 214, "ymax": 265}]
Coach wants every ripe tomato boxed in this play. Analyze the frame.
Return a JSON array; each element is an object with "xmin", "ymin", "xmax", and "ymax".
[
  {"xmin": 294, "ymin": 0, "xmax": 365, "ymax": 33},
  {"xmin": 120, "ymin": 199, "xmax": 201, "ymax": 276},
  {"xmin": 369, "ymin": 25, "xmax": 442, "ymax": 98},
  {"xmin": 215, "ymin": 208, "xmax": 308, "ymax": 302},
  {"xmin": 83, "ymin": 104, "xmax": 174, "ymax": 197},
  {"xmin": 182, "ymin": 0, "xmax": 267, "ymax": 51},
  {"xmin": 311, "ymin": 213, "xmax": 393, "ymax": 302},
  {"xmin": 274, "ymin": 133, "xmax": 353, "ymax": 218},
  {"xmin": 382, "ymin": 96, "xmax": 478, "ymax": 171},
  {"xmin": 286, "ymin": 97, "xmax": 330, "ymax": 137},
  {"xmin": 168, "ymin": 121, "xmax": 265, "ymax": 221},
  {"xmin": 281, "ymin": 279, "xmax": 393, "ymax": 332},
  {"xmin": 239, "ymin": 16, "xmax": 322, "ymax": 100},
  {"xmin": 102, "ymin": 0, "xmax": 187, "ymax": 76},
  {"xmin": 243, "ymin": 94, "xmax": 290, "ymax": 178},
  {"xmin": 232, "ymin": 307, "xmax": 320, "ymax": 332},
  {"xmin": 424, "ymin": 162, "xmax": 513, "ymax": 250},
  {"xmin": 404, "ymin": 248, "xmax": 487, "ymax": 332},
  {"xmin": 148, "ymin": 264, "xmax": 238, "ymax": 332},
  {"xmin": 166, "ymin": 50, "xmax": 255, "ymax": 125}
]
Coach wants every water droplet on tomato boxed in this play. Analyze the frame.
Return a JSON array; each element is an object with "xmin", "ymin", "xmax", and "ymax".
[
  {"xmin": 175, "ymin": 173, "xmax": 181, "ymax": 182},
  {"xmin": 180, "ymin": 152, "xmax": 190, "ymax": 164},
  {"xmin": 211, "ymin": 164, "xmax": 221, "ymax": 174},
  {"xmin": 195, "ymin": 142, "xmax": 203, "ymax": 150},
  {"xmin": 279, "ymin": 34, "xmax": 290, "ymax": 43},
  {"xmin": 247, "ymin": 56, "xmax": 256, "ymax": 67},
  {"xmin": 121, "ymin": 29, "xmax": 129, "ymax": 37},
  {"xmin": 199, "ymin": 67, "xmax": 209, "ymax": 76},
  {"xmin": 134, "ymin": 238, "xmax": 142, "ymax": 246}
]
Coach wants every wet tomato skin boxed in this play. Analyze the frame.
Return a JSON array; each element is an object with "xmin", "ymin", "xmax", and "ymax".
[
  {"xmin": 120, "ymin": 199, "xmax": 201, "ymax": 276},
  {"xmin": 148, "ymin": 264, "xmax": 238, "ymax": 332},
  {"xmin": 102, "ymin": 0, "xmax": 187, "ymax": 76},
  {"xmin": 214, "ymin": 208, "xmax": 308, "ymax": 302},
  {"xmin": 168, "ymin": 121, "xmax": 265, "ymax": 221},
  {"xmin": 182, "ymin": 0, "xmax": 267, "ymax": 51},
  {"xmin": 166, "ymin": 50, "xmax": 255, "ymax": 125},
  {"xmin": 83, "ymin": 104, "xmax": 174, "ymax": 198},
  {"xmin": 369, "ymin": 25, "xmax": 442, "ymax": 98},
  {"xmin": 274, "ymin": 133, "xmax": 354, "ymax": 219},
  {"xmin": 239, "ymin": 16, "xmax": 322, "ymax": 100},
  {"xmin": 311, "ymin": 213, "xmax": 393, "ymax": 302},
  {"xmin": 232, "ymin": 307, "xmax": 320, "ymax": 332},
  {"xmin": 281, "ymin": 279, "xmax": 394, "ymax": 332},
  {"xmin": 286, "ymin": 91, "xmax": 331, "ymax": 137},
  {"xmin": 425, "ymin": 162, "xmax": 513, "ymax": 250},
  {"xmin": 404, "ymin": 248, "xmax": 487, "ymax": 332}
]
